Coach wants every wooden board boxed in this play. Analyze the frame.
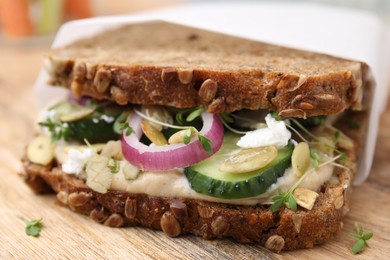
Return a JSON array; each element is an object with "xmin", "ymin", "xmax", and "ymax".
[{"xmin": 1, "ymin": 46, "xmax": 389, "ymax": 260}]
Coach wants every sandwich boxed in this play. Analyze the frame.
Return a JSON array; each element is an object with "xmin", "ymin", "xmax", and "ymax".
[{"xmin": 23, "ymin": 21, "xmax": 373, "ymax": 252}]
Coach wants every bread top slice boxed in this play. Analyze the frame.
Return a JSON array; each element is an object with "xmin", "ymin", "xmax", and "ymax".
[{"xmin": 46, "ymin": 21, "xmax": 371, "ymax": 118}]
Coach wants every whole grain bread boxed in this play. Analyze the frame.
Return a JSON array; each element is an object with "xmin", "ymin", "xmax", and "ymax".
[
  {"xmin": 23, "ymin": 150, "xmax": 354, "ymax": 252},
  {"xmin": 45, "ymin": 21, "xmax": 371, "ymax": 118}
]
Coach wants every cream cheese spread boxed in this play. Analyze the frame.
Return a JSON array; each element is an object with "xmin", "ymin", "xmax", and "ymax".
[
  {"xmin": 56, "ymin": 143, "xmax": 333, "ymax": 205},
  {"xmin": 109, "ymin": 162, "xmax": 333, "ymax": 206},
  {"xmin": 237, "ymin": 114, "xmax": 292, "ymax": 148}
]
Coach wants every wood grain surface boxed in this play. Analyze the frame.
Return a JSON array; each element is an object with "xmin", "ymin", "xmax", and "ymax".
[{"xmin": 1, "ymin": 45, "xmax": 389, "ymax": 260}]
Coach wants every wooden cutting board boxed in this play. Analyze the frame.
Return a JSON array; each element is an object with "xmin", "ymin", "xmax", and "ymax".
[{"xmin": 1, "ymin": 46, "xmax": 389, "ymax": 260}]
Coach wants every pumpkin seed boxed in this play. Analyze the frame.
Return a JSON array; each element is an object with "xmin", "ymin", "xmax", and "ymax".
[
  {"xmin": 292, "ymin": 142, "xmax": 311, "ymax": 177},
  {"xmin": 101, "ymin": 140, "xmax": 123, "ymax": 160},
  {"xmin": 49, "ymin": 100, "xmax": 95, "ymax": 122},
  {"xmin": 293, "ymin": 187, "xmax": 319, "ymax": 210},
  {"xmin": 168, "ymin": 129, "xmax": 196, "ymax": 144},
  {"xmin": 140, "ymin": 105, "xmax": 173, "ymax": 131},
  {"xmin": 27, "ymin": 135, "xmax": 54, "ymax": 165},
  {"xmin": 140, "ymin": 120, "xmax": 168, "ymax": 146},
  {"xmin": 219, "ymin": 146, "xmax": 278, "ymax": 174}
]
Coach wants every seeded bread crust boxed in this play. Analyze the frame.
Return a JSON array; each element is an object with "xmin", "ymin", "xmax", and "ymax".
[
  {"xmin": 45, "ymin": 21, "xmax": 371, "ymax": 118},
  {"xmin": 22, "ymin": 147, "xmax": 355, "ymax": 252}
]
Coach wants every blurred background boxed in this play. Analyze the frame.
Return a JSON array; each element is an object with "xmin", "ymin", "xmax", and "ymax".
[{"xmin": 0, "ymin": 0, "xmax": 389, "ymax": 41}]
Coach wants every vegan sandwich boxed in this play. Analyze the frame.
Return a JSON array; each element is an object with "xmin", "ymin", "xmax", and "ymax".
[{"xmin": 23, "ymin": 21, "xmax": 373, "ymax": 252}]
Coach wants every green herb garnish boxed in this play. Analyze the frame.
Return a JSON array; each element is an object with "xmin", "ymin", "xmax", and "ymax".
[
  {"xmin": 310, "ymin": 148, "xmax": 320, "ymax": 169},
  {"xmin": 183, "ymin": 128, "xmax": 193, "ymax": 144},
  {"xmin": 119, "ymin": 122, "xmax": 134, "ymax": 136},
  {"xmin": 271, "ymin": 154, "xmax": 342, "ymax": 212},
  {"xmin": 175, "ymin": 107, "xmax": 204, "ymax": 125},
  {"xmin": 186, "ymin": 108, "xmax": 204, "ymax": 122},
  {"xmin": 339, "ymin": 152, "xmax": 348, "ymax": 165},
  {"xmin": 197, "ymin": 133, "xmax": 212, "ymax": 154},
  {"xmin": 351, "ymin": 223, "xmax": 373, "ymax": 254},
  {"xmin": 107, "ymin": 157, "xmax": 120, "ymax": 173},
  {"xmin": 25, "ymin": 219, "xmax": 43, "ymax": 237},
  {"xmin": 271, "ymin": 190, "xmax": 297, "ymax": 212},
  {"xmin": 39, "ymin": 117, "xmax": 70, "ymax": 141},
  {"xmin": 113, "ymin": 111, "xmax": 133, "ymax": 135},
  {"xmin": 335, "ymin": 130, "xmax": 341, "ymax": 143},
  {"xmin": 175, "ymin": 111, "xmax": 186, "ymax": 125}
]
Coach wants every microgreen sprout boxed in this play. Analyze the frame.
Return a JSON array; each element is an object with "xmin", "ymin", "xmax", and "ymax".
[
  {"xmin": 221, "ymin": 113, "xmax": 234, "ymax": 124},
  {"xmin": 186, "ymin": 107, "xmax": 204, "ymax": 122},
  {"xmin": 351, "ymin": 223, "xmax": 373, "ymax": 254},
  {"xmin": 39, "ymin": 117, "xmax": 70, "ymax": 141},
  {"xmin": 120, "ymin": 122, "xmax": 134, "ymax": 136},
  {"xmin": 219, "ymin": 116, "xmax": 248, "ymax": 135},
  {"xmin": 175, "ymin": 107, "xmax": 204, "ymax": 125},
  {"xmin": 271, "ymin": 190, "xmax": 297, "ymax": 212},
  {"xmin": 289, "ymin": 118, "xmax": 351, "ymax": 166},
  {"xmin": 24, "ymin": 218, "xmax": 43, "ymax": 237},
  {"xmin": 114, "ymin": 111, "xmax": 133, "ymax": 136},
  {"xmin": 271, "ymin": 154, "xmax": 342, "ymax": 212},
  {"xmin": 183, "ymin": 128, "xmax": 193, "ymax": 144},
  {"xmin": 310, "ymin": 148, "xmax": 320, "ymax": 169}
]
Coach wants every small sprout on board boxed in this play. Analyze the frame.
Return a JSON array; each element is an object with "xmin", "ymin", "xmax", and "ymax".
[
  {"xmin": 350, "ymin": 223, "xmax": 373, "ymax": 254},
  {"xmin": 25, "ymin": 218, "xmax": 43, "ymax": 237}
]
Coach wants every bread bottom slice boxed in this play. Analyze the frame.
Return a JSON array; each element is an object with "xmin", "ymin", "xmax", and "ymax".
[{"xmin": 23, "ymin": 152, "xmax": 354, "ymax": 252}]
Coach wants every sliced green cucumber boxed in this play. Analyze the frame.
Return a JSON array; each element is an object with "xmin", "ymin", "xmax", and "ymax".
[
  {"xmin": 67, "ymin": 116, "xmax": 120, "ymax": 143},
  {"xmin": 49, "ymin": 100, "xmax": 94, "ymax": 122},
  {"xmin": 47, "ymin": 100, "xmax": 122, "ymax": 143},
  {"xmin": 184, "ymin": 134, "xmax": 293, "ymax": 199}
]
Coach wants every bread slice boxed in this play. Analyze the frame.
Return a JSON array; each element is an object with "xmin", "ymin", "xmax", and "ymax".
[
  {"xmin": 45, "ymin": 21, "xmax": 370, "ymax": 118},
  {"xmin": 23, "ymin": 143, "xmax": 354, "ymax": 252}
]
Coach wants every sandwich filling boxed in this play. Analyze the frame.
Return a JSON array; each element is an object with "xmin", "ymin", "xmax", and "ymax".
[{"xmin": 28, "ymin": 96, "xmax": 353, "ymax": 209}]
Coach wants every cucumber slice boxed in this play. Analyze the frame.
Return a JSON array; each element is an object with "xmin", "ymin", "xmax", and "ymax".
[
  {"xmin": 50, "ymin": 100, "xmax": 94, "ymax": 122},
  {"xmin": 47, "ymin": 100, "xmax": 122, "ymax": 143},
  {"xmin": 67, "ymin": 116, "xmax": 119, "ymax": 143},
  {"xmin": 60, "ymin": 108, "xmax": 95, "ymax": 122},
  {"xmin": 184, "ymin": 134, "xmax": 293, "ymax": 199}
]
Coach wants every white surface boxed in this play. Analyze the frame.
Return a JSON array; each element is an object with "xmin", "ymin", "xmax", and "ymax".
[{"xmin": 35, "ymin": 2, "xmax": 390, "ymax": 185}]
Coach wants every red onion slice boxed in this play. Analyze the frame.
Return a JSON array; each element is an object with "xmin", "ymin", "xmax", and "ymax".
[{"xmin": 121, "ymin": 111, "xmax": 224, "ymax": 171}]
